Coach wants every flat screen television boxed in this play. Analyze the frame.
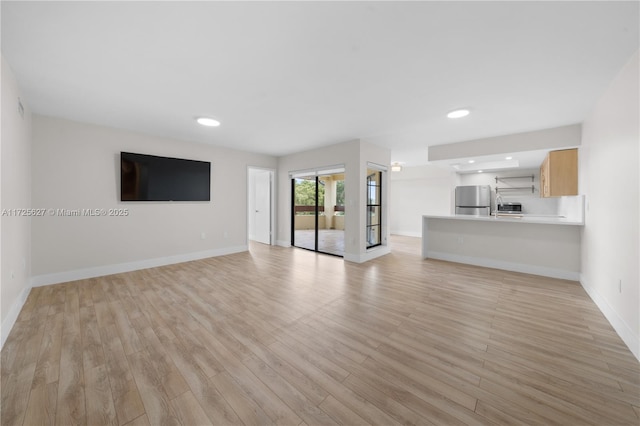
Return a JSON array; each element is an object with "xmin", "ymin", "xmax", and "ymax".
[{"xmin": 120, "ymin": 152, "xmax": 211, "ymax": 201}]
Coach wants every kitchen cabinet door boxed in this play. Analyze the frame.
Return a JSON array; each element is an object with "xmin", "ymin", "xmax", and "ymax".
[{"xmin": 540, "ymin": 148, "xmax": 578, "ymax": 197}]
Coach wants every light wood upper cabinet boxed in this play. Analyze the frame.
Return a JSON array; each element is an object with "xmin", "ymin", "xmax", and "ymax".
[{"xmin": 540, "ymin": 148, "xmax": 578, "ymax": 197}]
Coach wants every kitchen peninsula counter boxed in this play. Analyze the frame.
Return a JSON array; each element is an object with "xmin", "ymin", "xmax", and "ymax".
[
  {"xmin": 422, "ymin": 214, "xmax": 583, "ymax": 280},
  {"xmin": 424, "ymin": 214, "xmax": 584, "ymax": 225}
]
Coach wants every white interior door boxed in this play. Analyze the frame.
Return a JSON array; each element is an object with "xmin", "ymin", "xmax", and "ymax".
[{"xmin": 252, "ymin": 170, "xmax": 271, "ymax": 245}]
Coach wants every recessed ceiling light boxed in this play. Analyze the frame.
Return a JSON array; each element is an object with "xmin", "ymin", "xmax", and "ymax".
[
  {"xmin": 447, "ymin": 109, "xmax": 470, "ymax": 119},
  {"xmin": 477, "ymin": 170, "xmax": 483, "ymax": 173},
  {"xmin": 505, "ymin": 156, "xmax": 513, "ymax": 160},
  {"xmin": 196, "ymin": 117, "xmax": 221, "ymax": 127},
  {"xmin": 468, "ymin": 160, "xmax": 475, "ymax": 164}
]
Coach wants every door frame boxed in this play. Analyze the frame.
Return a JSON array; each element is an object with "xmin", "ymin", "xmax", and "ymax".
[{"xmin": 247, "ymin": 166, "xmax": 276, "ymax": 246}]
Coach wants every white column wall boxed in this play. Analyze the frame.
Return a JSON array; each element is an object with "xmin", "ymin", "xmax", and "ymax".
[
  {"xmin": 579, "ymin": 51, "xmax": 639, "ymax": 360},
  {"xmin": 1, "ymin": 55, "xmax": 33, "ymax": 348}
]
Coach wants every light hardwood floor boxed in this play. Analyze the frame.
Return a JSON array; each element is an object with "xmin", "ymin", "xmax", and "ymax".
[{"xmin": 2, "ymin": 235, "xmax": 638, "ymax": 425}]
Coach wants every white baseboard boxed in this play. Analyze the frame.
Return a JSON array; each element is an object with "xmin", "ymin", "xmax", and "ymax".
[
  {"xmin": 391, "ymin": 231, "xmax": 422, "ymax": 238},
  {"xmin": 31, "ymin": 245, "xmax": 248, "ymax": 287},
  {"xmin": 426, "ymin": 251, "xmax": 580, "ymax": 281},
  {"xmin": 344, "ymin": 246, "xmax": 391, "ymax": 263},
  {"xmin": 580, "ymin": 275, "xmax": 639, "ymax": 362},
  {"xmin": 1, "ymin": 285, "xmax": 31, "ymax": 350}
]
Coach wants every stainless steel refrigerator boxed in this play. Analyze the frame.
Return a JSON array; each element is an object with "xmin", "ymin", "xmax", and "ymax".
[{"xmin": 455, "ymin": 185, "xmax": 491, "ymax": 216}]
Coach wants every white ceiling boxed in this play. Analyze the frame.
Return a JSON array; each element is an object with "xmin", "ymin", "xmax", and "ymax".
[{"xmin": 2, "ymin": 2, "xmax": 638, "ymax": 166}]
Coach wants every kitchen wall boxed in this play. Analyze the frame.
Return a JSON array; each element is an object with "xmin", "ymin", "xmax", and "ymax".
[
  {"xmin": 458, "ymin": 168, "xmax": 560, "ymax": 216},
  {"xmin": 31, "ymin": 115, "xmax": 277, "ymax": 285},
  {"xmin": 389, "ymin": 164, "xmax": 580, "ymax": 237},
  {"xmin": 390, "ymin": 164, "xmax": 457, "ymax": 236},
  {"xmin": 391, "ymin": 125, "xmax": 584, "ymax": 237},
  {"xmin": 579, "ymin": 50, "xmax": 639, "ymax": 360},
  {"xmin": 1, "ymin": 55, "xmax": 33, "ymax": 347}
]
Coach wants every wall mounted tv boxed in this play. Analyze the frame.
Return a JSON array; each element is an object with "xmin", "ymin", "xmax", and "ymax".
[{"xmin": 120, "ymin": 152, "xmax": 211, "ymax": 201}]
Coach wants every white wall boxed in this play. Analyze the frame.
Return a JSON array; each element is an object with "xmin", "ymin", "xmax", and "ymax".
[
  {"xmin": 1, "ymin": 55, "xmax": 32, "ymax": 348},
  {"xmin": 579, "ymin": 51, "xmax": 639, "ymax": 360},
  {"xmin": 390, "ymin": 165, "xmax": 457, "ymax": 236},
  {"xmin": 31, "ymin": 115, "xmax": 277, "ymax": 284},
  {"xmin": 277, "ymin": 139, "xmax": 391, "ymax": 262}
]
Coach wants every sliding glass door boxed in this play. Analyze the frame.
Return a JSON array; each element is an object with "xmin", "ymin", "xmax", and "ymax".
[{"xmin": 291, "ymin": 169, "xmax": 345, "ymax": 257}]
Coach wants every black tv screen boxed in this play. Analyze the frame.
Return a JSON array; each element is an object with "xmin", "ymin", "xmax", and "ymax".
[{"xmin": 120, "ymin": 152, "xmax": 211, "ymax": 201}]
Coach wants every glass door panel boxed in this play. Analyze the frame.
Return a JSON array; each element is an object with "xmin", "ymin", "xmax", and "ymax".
[
  {"xmin": 317, "ymin": 173, "xmax": 344, "ymax": 256},
  {"xmin": 292, "ymin": 176, "xmax": 317, "ymax": 251},
  {"xmin": 366, "ymin": 169, "xmax": 382, "ymax": 248}
]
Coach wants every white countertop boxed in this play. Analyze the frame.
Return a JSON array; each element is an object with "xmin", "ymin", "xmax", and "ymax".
[{"xmin": 423, "ymin": 214, "xmax": 584, "ymax": 226}]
